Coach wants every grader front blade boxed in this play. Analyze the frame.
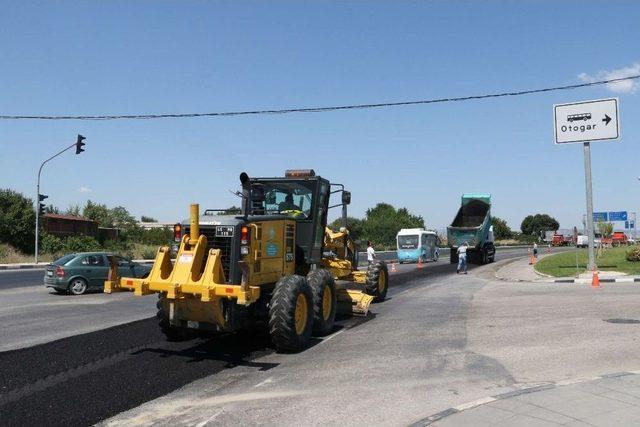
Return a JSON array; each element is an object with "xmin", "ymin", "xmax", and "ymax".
[{"xmin": 336, "ymin": 288, "xmax": 374, "ymax": 316}]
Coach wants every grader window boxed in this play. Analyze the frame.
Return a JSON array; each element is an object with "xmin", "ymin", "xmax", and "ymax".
[{"xmin": 262, "ymin": 183, "xmax": 314, "ymax": 219}]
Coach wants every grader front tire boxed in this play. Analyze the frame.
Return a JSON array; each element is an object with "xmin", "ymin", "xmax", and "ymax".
[
  {"xmin": 307, "ymin": 269, "xmax": 337, "ymax": 337},
  {"xmin": 269, "ymin": 275, "xmax": 314, "ymax": 352},
  {"xmin": 365, "ymin": 261, "xmax": 389, "ymax": 302}
]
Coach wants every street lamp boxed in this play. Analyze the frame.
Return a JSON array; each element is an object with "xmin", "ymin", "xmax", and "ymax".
[{"xmin": 35, "ymin": 135, "xmax": 87, "ymax": 263}]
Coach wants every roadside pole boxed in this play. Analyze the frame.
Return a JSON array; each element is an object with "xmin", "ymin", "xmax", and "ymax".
[
  {"xmin": 554, "ymin": 98, "xmax": 619, "ymax": 273},
  {"xmin": 34, "ymin": 135, "xmax": 86, "ymax": 263},
  {"xmin": 634, "ymin": 212, "xmax": 637, "ymax": 240},
  {"xmin": 582, "ymin": 142, "xmax": 596, "ymax": 270}
]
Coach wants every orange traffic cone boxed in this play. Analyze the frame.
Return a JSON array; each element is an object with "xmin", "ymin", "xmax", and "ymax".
[
  {"xmin": 417, "ymin": 257, "xmax": 423, "ymax": 269},
  {"xmin": 391, "ymin": 262, "xmax": 397, "ymax": 273},
  {"xmin": 592, "ymin": 269, "xmax": 600, "ymax": 288},
  {"xmin": 529, "ymin": 254, "xmax": 536, "ymax": 265}
]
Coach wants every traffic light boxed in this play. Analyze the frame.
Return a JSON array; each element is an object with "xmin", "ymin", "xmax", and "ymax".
[
  {"xmin": 38, "ymin": 194, "xmax": 48, "ymax": 216},
  {"xmin": 75, "ymin": 134, "xmax": 86, "ymax": 155}
]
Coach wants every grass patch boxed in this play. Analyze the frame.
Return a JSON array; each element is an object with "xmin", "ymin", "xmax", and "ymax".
[
  {"xmin": 0, "ymin": 243, "xmax": 55, "ymax": 264},
  {"xmin": 535, "ymin": 246, "xmax": 640, "ymax": 277}
]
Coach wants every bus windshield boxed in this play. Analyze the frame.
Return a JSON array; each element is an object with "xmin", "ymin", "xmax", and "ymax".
[{"xmin": 398, "ymin": 235, "xmax": 419, "ymax": 249}]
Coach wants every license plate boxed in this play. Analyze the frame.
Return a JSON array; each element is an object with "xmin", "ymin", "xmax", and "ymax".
[
  {"xmin": 46, "ymin": 271, "xmax": 53, "ymax": 277},
  {"xmin": 215, "ymin": 226, "xmax": 234, "ymax": 237}
]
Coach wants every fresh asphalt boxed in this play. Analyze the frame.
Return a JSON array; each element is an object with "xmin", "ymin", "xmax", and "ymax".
[{"xmin": 0, "ymin": 247, "xmax": 557, "ymax": 427}]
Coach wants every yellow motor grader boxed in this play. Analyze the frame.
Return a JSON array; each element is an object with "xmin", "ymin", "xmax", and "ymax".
[{"xmin": 104, "ymin": 170, "xmax": 388, "ymax": 352}]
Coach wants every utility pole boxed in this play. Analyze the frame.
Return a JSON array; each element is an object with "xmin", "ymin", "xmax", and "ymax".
[
  {"xmin": 583, "ymin": 142, "xmax": 596, "ymax": 271},
  {"xmin": 35, "ymin": 135, "xmax": 86, "ymax": 263}
]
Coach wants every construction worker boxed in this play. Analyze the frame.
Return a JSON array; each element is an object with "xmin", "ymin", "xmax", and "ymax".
[
  {"xmin": 366, "ymin": 241, "xmax": 376, "ymax": 266},
  {"xmin": 457, "ymin": 242, "xmax": 468, "ymax": 274}
]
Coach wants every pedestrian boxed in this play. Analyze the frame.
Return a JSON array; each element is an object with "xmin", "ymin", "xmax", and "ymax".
[
  {"xmin": 457, "ymin": 242, "xmax": 468, "ymax": 274},
  {"xmin": 533, "ymin": 242, "xmax": 538, "ymax": 259},
  {"xmin": 366, "ymin": 241, "xmax": 376, "ymax": 266}
]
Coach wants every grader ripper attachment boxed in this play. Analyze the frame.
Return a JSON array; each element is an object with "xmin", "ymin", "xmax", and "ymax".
[{"xmin": 105, "ymin": 170, "xmax": 388, "ymax": 352}]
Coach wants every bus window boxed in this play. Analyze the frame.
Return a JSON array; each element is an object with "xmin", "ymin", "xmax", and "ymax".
[{"xmin": 398, "ymin": 235, "xmax": 419, "ymax": 249}]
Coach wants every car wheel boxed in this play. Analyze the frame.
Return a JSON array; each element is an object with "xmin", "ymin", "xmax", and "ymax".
[{"xmin": 69, "ymin": 278, "xmax": 88, "ymax": 295}]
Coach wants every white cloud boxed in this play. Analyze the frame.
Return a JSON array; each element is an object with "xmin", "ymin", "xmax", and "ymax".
[
  {"xmin": 578, "ymin": 62, "xmax": 640, "ymax": 94},
  {"xmin": 79, "ymin": 186, "xmax": 92, "ymax": 193}
]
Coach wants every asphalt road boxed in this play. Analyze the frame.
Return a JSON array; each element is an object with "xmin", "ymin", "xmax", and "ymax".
[{"xmin": 0, "ymin": 247, "xmax": 561, "ymax": 427}]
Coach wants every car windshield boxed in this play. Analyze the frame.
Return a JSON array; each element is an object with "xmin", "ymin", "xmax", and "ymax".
[
  {"xmin": 262, "ymin": 182, "xmax": 314, "ymax": 219},
  {"xmin": 398, "ymin": 235, "xmax": 419, "ymax": 249},
  {"xmin": 52, "ymin": 254, "xmax": 77, "ymax": 266}
]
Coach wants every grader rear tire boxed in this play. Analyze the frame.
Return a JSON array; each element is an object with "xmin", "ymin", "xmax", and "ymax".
[
  {"xmin": 307, "ymin": 269, "xmax": 337, "ymax": 336},
  {"xmin": 269, "ymin": 275, "xmax": 314, "ymax": 352},
  {"xmin": 365, "ymin": 261, "xmax": 389, "ymax": 302},
  {"xmin": 156, "ymin": 295, "xmax": 193, "ymax": 342}
]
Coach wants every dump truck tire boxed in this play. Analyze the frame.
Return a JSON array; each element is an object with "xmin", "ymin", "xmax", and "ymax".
[
  {"xmin": 307, "ymin": 269, "xmax": 337, "ymax": 337},
  {"xmin": 450, "ymin": 252, "xmax": 458, "ymax": 264},
  {"xmin": 269, "ymin": 275, "xmax": 313, "ymax": 352},
  {"xmin": 365, "ymin": 261, "xmax": 389, "ymax": 302},
  {"xmin": 156, "ymin": 295, "xmax": 193, "ymax": 341}
]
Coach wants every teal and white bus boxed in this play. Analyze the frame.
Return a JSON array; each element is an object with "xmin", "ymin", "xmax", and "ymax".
[{"xmin": 396, "ymin": 228, "xmax": 439, "ymax": 264}]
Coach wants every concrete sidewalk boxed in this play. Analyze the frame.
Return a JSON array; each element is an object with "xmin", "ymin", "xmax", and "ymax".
[
  {"xmin": 419, "ymin": 372, "xmax": 640, "ymax": 426},
  {"xmin": 495, "ymin": 256, "xmax": 640, "ymax": 284}
]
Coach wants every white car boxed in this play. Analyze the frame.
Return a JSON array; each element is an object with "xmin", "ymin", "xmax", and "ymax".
[{"xmin": 576, "ymin": 235, "xmax": 588, "ymax": 248}]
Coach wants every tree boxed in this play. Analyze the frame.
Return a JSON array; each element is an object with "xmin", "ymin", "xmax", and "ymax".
[
  {"xmin": 329, "ymin": 216, "xmax": 364, "ymax": 243},
  {"xmin": 520, "ymin": 214, "xmax": 559, "ymax": 237},
  {"xmin": 65, "ymin": 204, "xmax": 81, "ymax": 217},
  {"xmin": 140, "ymin": 215, "xmax": 158, "ymax": 223},
  {"xmin": 0, "ymin": 189, "xmax": 36, "ymax": 253},
  {"xmin": 44, "ymin": 205, "xmax": 60, "ymax": 214},
  {"xmin": 83, "ymin": 200, "xmax": 112, "ymax": 227},
  {"xmin": 491, "ymin": 216, "xmax": 512, "ymax": 240},
  {"xmin": 217, "ymin": 206, "xmax": 242, "ymax": 215},
  {"xmin": 597, "ymin": 221, "xmax": 613, "ymax": 238},
  {"xmin": 362, "ymin": 203, "xmax": 425, "ymax": 248},
  {"xmin": 110, "ymin": 206, "xmax": 136, "ymax": 229}
]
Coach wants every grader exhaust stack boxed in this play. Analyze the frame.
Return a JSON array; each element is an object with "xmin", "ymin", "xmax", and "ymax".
[{"xmin": 105, "ymin": 171, "xmax": 388, "ymax": 352}]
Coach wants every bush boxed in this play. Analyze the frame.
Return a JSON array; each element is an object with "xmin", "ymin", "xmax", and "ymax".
[
  {"xmin": 0, "ymin": 189, "xmax": 36, "ymax": 254},
  {"xmin": 626, "ymin": 247, "xmax": 640, "ymax": 262},
  {"xmin": 41, "ymin": 233, "xmax": 64, "ymax": 255},
  {"xmin": 102, "ymin": 239, "xmax": 134, "ymax": 259},
  {"xmin": 140, "ymin": 247, "xmax": 157, "ymax": 259},
  {"xmin": 63, "ymin": 235, "xmax": 102, "ymax": 253}
]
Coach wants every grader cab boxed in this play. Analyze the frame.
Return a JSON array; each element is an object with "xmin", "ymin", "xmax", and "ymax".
[{"xmin": 104, "ymin": 170, "xmax": 388, "ymax": 352}]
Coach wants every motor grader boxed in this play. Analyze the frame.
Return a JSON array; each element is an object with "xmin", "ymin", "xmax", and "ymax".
[{"xmin": 104, "ymin": 170, "xmax": 388, "ymax": 352}]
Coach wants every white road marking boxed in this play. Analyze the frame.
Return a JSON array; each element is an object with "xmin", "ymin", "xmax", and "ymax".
[
  {"xmin": 194, "ymin": 411, "xmax": 222, "ymax": 427},
  {"xmin": 321, "ymin": 328, "xmax": 345, "ymax": 343},
  {"xmin": 253, "ymin": 376, "xmax": 274, "ymax": 388}
]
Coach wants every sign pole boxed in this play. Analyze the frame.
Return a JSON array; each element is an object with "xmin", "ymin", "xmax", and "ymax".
[{"xmin": 583, "ymin": 142, "xmax": 596, "ymax": 270}]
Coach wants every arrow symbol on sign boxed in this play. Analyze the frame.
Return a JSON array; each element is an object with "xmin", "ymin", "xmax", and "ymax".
[{"xmin": 602, "ymin": 114, "xmax": 612, "ymax": 125}]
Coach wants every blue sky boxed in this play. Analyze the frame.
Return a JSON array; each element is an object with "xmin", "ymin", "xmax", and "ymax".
[{"xmin": 1, "ymin": 1, "xmax": 639, "ymax": 232}]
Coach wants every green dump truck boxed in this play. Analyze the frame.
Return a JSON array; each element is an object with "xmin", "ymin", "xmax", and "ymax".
[{"xmin": 448, "ymin": 193, "xmax": 495, "ymax": 265}]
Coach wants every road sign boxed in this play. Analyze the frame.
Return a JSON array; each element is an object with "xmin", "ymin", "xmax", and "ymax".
[
  {"xmin": 609, "ymin": 211, "xmax": 628, "ymax": 222},
  {"xmin": 554, "ymin": 98, "xmax": 619, "ymax": 144},
  {"xmin": 593, "ymin": 212, "xmax": 608, "ymax": 222}
]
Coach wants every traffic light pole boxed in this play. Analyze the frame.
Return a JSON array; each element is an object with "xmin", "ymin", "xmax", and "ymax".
[{"xmin": 34, "ymin": 141, "xmax": 81, "ymax": 263}]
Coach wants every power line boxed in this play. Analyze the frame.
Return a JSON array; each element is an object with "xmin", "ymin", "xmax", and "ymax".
[{"xmin": 2, "ymin": 75, "xmax": 638, "ymax": 121}]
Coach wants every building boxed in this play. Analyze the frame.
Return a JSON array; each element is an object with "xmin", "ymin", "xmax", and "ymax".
[{"xmin": 42, "ymin": 214, "xmax": 98, "ymax": 238}]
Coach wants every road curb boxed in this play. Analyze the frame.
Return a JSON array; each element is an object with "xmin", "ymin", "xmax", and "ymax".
[
  {"xmin": 546, "ymin": 277, "xmax": 640, "ymax": 284},
  {"xmin": 409, "ymin": 371, "xmax": 639, "ymax": 426}
]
